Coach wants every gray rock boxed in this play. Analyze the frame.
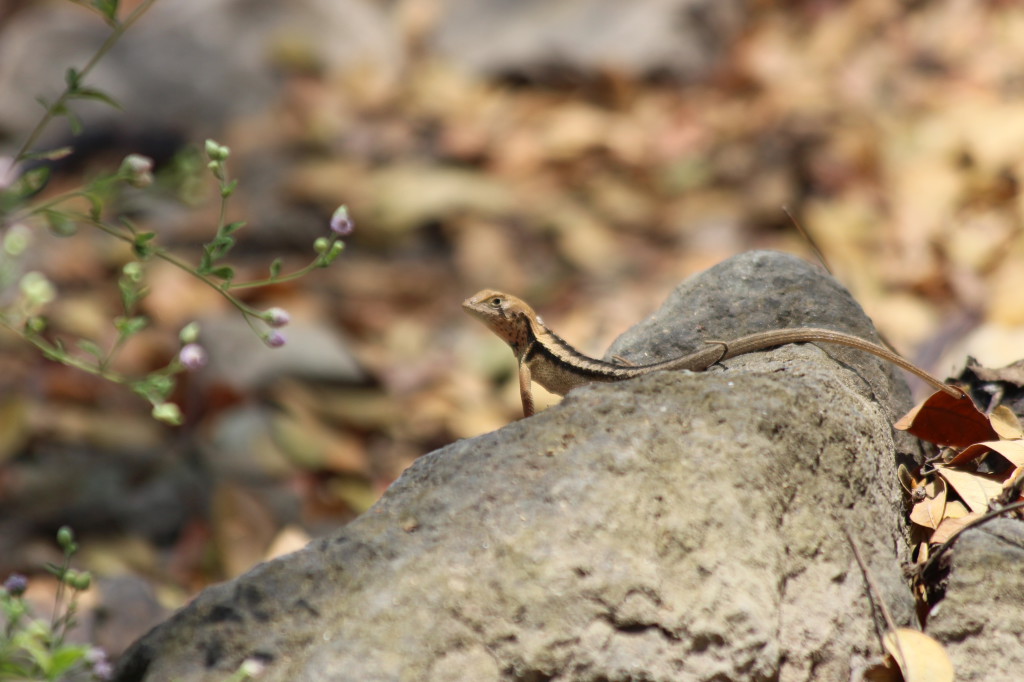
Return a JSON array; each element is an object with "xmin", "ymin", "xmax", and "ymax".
[
  {"xmin": 925, "ymin": 518, "xmax": 1024, "ymax": 682},
  {"xmin": 114, "ymin": 251, "xmax": 920, "ymax": 681},
  {"xmin": 428, "ymin": 0, "xmax": 747, "ymax": 81},
  {"xmin": 0, "ymin": 0, "xmax": 401, "ymax": 145}
]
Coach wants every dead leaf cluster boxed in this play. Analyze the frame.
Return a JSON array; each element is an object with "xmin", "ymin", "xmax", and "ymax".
[{"xmin": 895, "ymin": 388, "xmax": 1024, "ymax": 607}]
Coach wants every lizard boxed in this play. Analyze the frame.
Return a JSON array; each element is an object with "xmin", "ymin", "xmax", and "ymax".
[{"xmin": 462, "ymin": 288, "xmax": 964, "ymax": 417}]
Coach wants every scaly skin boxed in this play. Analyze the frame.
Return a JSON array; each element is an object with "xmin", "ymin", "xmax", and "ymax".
[{"xmin": 463, "ymin": 289, "xmax": 962, "ymax": 417}]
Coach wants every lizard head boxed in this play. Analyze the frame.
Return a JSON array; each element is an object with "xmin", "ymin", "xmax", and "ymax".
[{"xmin": 462, "ymin": 289, "xmax": 539, "ymax": 353}]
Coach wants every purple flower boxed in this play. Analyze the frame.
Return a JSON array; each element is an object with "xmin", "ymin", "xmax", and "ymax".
[
  {"xmin": 178, "ymin": 343, "xmax": 208, "ymax": 371},
  {"xmin": 3, "ymin": 573, "xmax": 28, "ymax": 596},
  {"xmin": 263, "ymin": 307, "xmax": 290, "ymax": 328},
  {"xmin": 87, "ymin": 646, "xmax": 114, "ymax": 679},
  {"xmin": 265, "ymin": 331, "xmax": 286, "ymax": 348},
  {"xmin": 93, "ymin": 659, "xmax": 114, "ymax": 680},
  {"xmin": 329, "ymin": 205, "xmax": 354, "ymax": 236}
]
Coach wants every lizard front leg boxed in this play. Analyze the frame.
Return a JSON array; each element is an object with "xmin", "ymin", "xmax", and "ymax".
[{"xmin": 518, "ymin": 360, "xmax": 536, "ymax": 417}]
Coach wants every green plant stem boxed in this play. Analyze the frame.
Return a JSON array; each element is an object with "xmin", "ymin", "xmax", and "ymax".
[
  {"xmin": 9, "ymin": 0, "xmax": 161, "ymax": 167},
  {"xmin": 229, "ymin": 261, "xmax": 327, "ymax": 289},
  {"xmin": 0, "ymin": 319, "xmax": 130, "ymax": 385},
  {"xmin": 9, "ymin": 188, "xmax": 93, "ymax": 222},
  {"xmin": 83, "ymin": 216, "xmax": 261, "ymax": 315}
]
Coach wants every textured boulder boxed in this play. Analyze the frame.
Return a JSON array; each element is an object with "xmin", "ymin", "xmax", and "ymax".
[
  {"xmin": 428, "ymin": 0, "xmax": 746, "ymax": 82},
  {"xmin": 925, "ymin": 518, "xmax": 1024, "ymax": 682},
  {"xmin": 116, "ymin": 251, "xmax": 933, "ymax": 681}
]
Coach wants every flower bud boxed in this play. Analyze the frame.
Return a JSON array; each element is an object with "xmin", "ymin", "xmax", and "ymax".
[
  {"xmin": 179, "ymin": 321, "xmax": 201, "ymax": 344},
  {"xmin": 264, "ymin": 330, "xmax": 286, "ymax": 348},
  {"xmin": 179, "ymin": 343, "xmax": 207, "ymax": 371},
  {"xmin": 3, "ymin": 573, "xmax": 28, "ymax": 596},
  {"xmin": 205, "ymin": 139, "xmax": 230, "ymax": 161},
  {"xmin": 152, "ymin": 402, "xmax": 183, "ymax": 425},
  {"xmin": 20, "ymin": 271, "xmax": 56, "ymax": 307},
  {"xmin": 119, "ymin": 154, "xmax": 154, "ymax": 187},
  {"xmin": 263, "ymin": 307, "xmax": 290, "ymax": 328},
  {"xmin": 56, "ymin": 526, "xmax": 74, "ymax": 549},
  {"xmin": 330, "ymin": 205, "xmax": 354, "ymax": 236}
]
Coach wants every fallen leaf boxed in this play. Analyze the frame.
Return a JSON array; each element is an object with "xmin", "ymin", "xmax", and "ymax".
[
  {"xmin": 948, "ymin": 439, "xmax": 1024, "ymax": 468},
  {"xmin": 964, "ymin": 357, "xmax": 1024, "ymax": 386},
  {"xmin": 989, "ymin": 404, "xmax": 1024, "ymax": 439},
  {"xmin": 895, "ymin": 390, "xmax": 997, "ymax": 447},
  {"xmin": 883, "ymin": 628, "xmax": 954, "ymax": 682},
  {"xmin": 930, "ymin": 512, "xmax": 983, "ymax": 545},
  {"xmin": 909, "ymin": 477, "xmax": 947, "ymax": 530},
  {"xmin": 264, "ymin": 525, "xmax": 312, "ymax": 561},
  {"xmin": 943, "ymin": 500, "xmax": 970, "ymax": 519},
  {"xmin": 211, "ymin": 483, "xmax": 278, "ymax": 579},
  {"xmin": 935, "ymin": 467, "xmax": 1004, "ymax": 513}
]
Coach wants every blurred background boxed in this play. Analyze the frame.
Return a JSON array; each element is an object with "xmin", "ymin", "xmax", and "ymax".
[{"xmin": 1, "ymin": 0, "xmax": 1023, "ymax": 659}]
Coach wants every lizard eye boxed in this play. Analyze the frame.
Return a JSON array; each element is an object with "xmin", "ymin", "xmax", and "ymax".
[{"xmin": 489, "ymin": 296, "xmax": 503, "ymax": 307}]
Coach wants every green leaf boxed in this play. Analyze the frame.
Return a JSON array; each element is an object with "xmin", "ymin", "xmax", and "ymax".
[
  {"xmin": 114, "ymin": 316, "xmax": 148, "ymax": 336},
  {"xmin": 269, "ymin": 258, "xmax": 282, "ymax": 278},
  {"xmin": 220, "ymin": 178, "xmax": 238, "ymax": 197},
  {"xmin": 46, "ymin": 644, "xmax": 89, "ymax": 679},
  {"xmin": 198, "ymin": 250, "xmax": 213, "ymax": 274},
  {"xmin": 133, "ymin": 231, "xmax": 157, "ymax": 258},
  {"xmin": 44, "ymin": 210, "xmax": 77, "ymax": 237},
  {"xmin": 220, "ymin": 220, "xmax": 245, "ymax": 236},
  {"xmin": 205, "ymin": 235, "xmax": 235, "ymax": 261},
  {"xmin": 91, "ymin": 0, "xmax": 120, "ymax": 22},
  {"xmin": 68, "ymin": 87, "xmax": 121, "ymax": 110},
  {"xmin": 65, "ymin": 108, "xmax": 83, "ymax": 136},
  {"xmin": 9, "ymin": 166, "xmax": 50, "ymax": 200},
  {"xmin": 213, "ymin": 235, "xmax": 235, "ymax": 252},
  {"xmin": 21, "ymin": 147, "xmax": 74, "ymax": 162},
  {"xmin": 64, "ymin": 68, "xmax": 81, "ymax": 90},
  {"xmin": 86, "ymin": 193, "xmax": 104, "ymax": 220},
  {"xmin": 209, "ymin": 265, "xmax": 235, "ymax": 281},
  {"xmin": 76, "ymin": 340, "xmax": 105, "ymax": 359}
]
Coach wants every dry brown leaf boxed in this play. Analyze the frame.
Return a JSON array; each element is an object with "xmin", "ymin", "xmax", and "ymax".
[
  {"xmin": 949, "ymin": 439, "xmax": 1024, "ymax": 469},
  {"xmin": 211, "ymin": 482, "xmax": 279, "ymax": 578},
  {"xmin": 935, "ymin": 467, "xmax": 1004, "ymax": 513},
  {"xmin": 0, "ymin": 397, "xmax": 29, "ymax": 464},
  {"xmin": 989, "ymin": 404, "xmax": 1024, "ymax": 439},
  {"xmin": 943, "ymin": 500, "xmax": 970, "ymax": 519},
  {"xmin": 264, "ymin": 524, "xmax": 312, "ymax": 561},
  {"xmin": 965, "ymin": 357, "xmax": 1024, "ymax": 386},
  {"xmin": 930, "ymin": 512, "xmax": 984, "ymax": 546},
  {"xmin": 862, "ymin": 660, "xmax": 901, "ymax": 682},
  {"xmin": 909, "ymin": 477, "xmax": 947, "ymax": 530},
  {"xmin": 895, "ymin": 390, "xmax": 997, "ymax": 447},
  {"xmin": 883, "ymin": 628, "xmax": 954, "ymax": 682}
]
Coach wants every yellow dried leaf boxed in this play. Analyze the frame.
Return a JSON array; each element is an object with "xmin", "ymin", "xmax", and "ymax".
[
  {"xmin": 948, "ymin": 439, "xmax": 1024, "ymax": 468},
  {"xmin": 943, "ymin": 500, "xmax": 970, "ymax": 519},
  {"xmin": 990, "ymin": 405, "xmax": 1023, "ymax": 440},
  {"xmin": 264, "ymin": 525, "xmax": 312, "ymax": 561},
  {"xmin": 930, "ymin": 513, "xmax": 983, "ymax": 546},
  {"xmin": 909, "ymin": 478, "xmax": 947, "ymax": 529},
  {"xmin": 935, "ymin": 467, "xmax": 1004, "ymax": 512},
  {"xmin": 982, "ymin": 440, "xmax": 1024, "ymax": 467},
  {"xmin": 883, "ymin": 628, "xmax": 954, "ymax": 682}
]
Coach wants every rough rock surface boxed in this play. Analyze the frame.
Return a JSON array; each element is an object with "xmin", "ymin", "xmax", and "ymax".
[
  {"xmin": 116, "ymin": 251, "xmax": 932, "ymax": 681},
  {"xmin": 925, "ymin": 518, "xmax": 1024, "ymax": 682},
  {"xmin": 0, "ymin": 0, "xmax": 401, "ymax": 145},
  {"xmin": 428, "ymin": 0, "xmax": 746, "ymax": 81}
]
